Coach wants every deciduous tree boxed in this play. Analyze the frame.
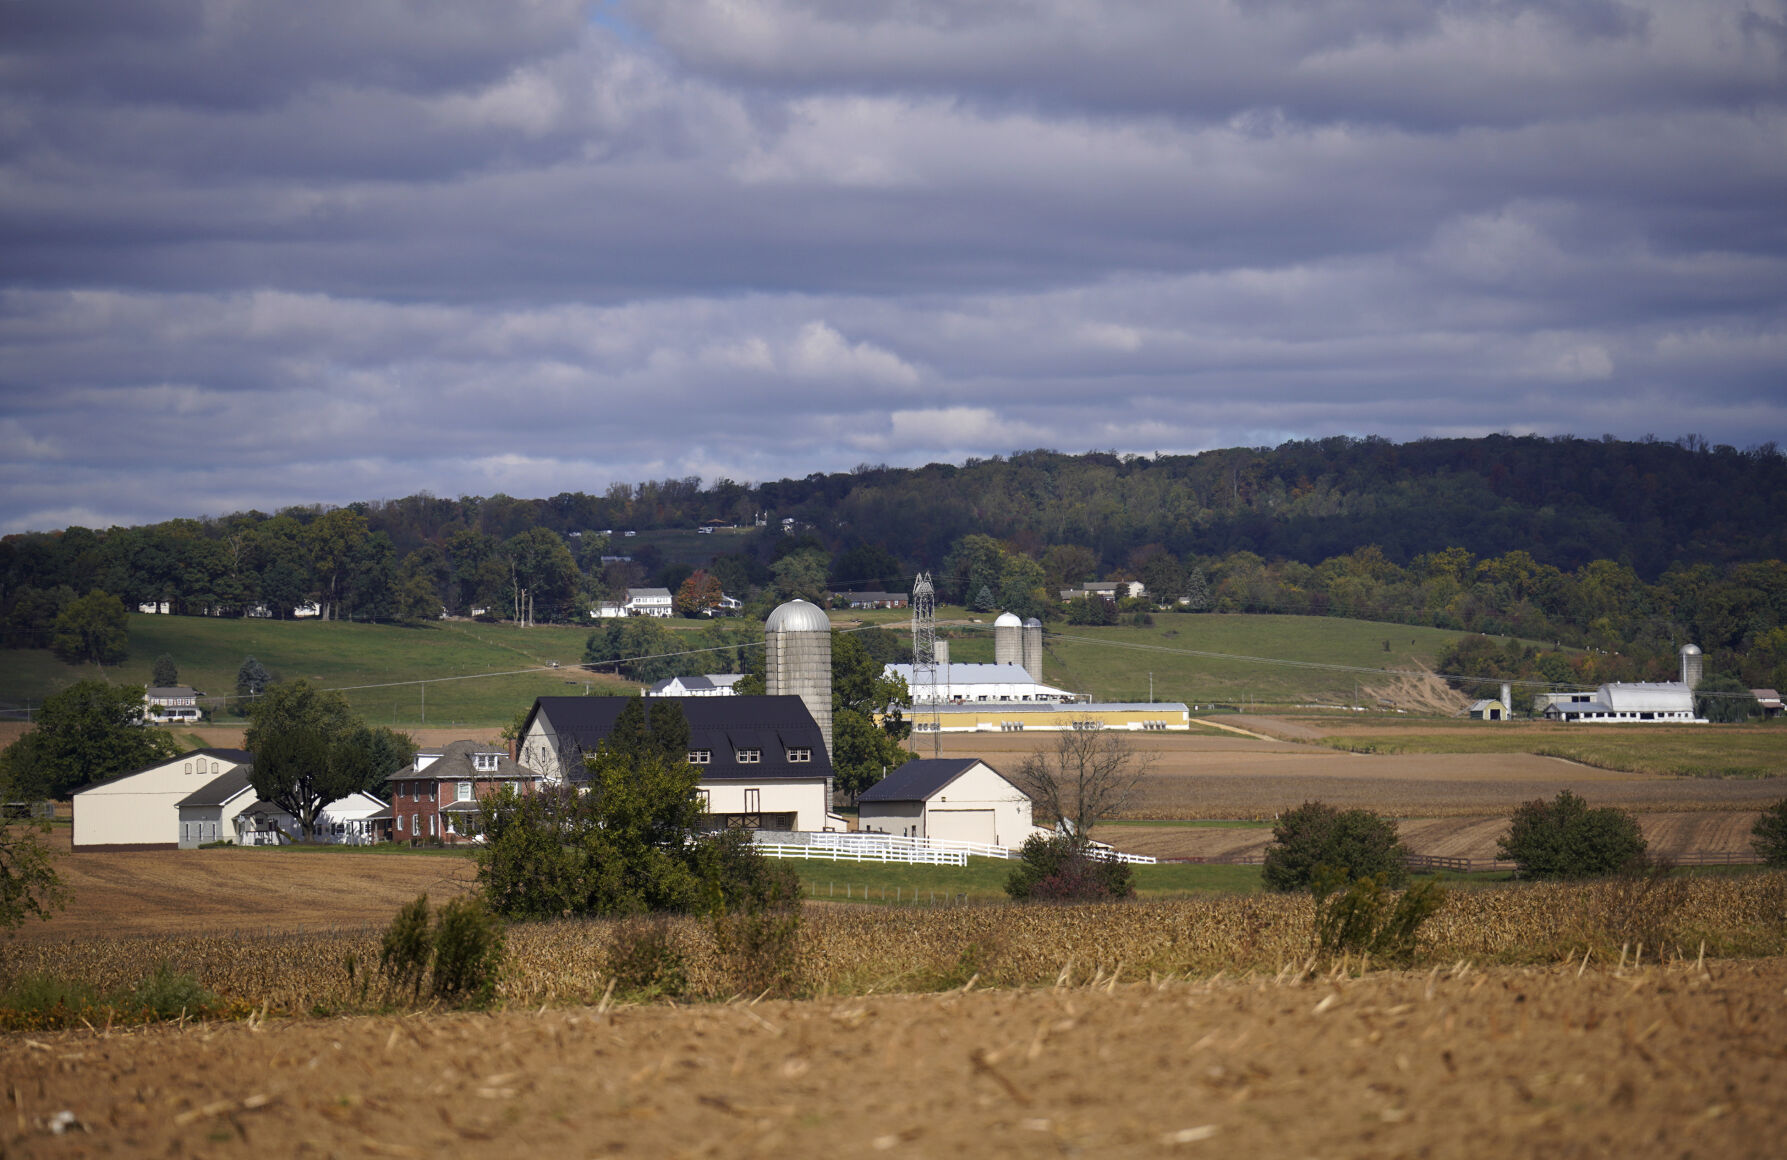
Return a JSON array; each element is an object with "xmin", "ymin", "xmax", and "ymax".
[
  {"xmin": 1498, "ymin": 790, "xmax": 1647, "ymax": 879},
  {"xmin": 245, "ymin": 681, "xmax": 414, "ymax": 840},
  {"xmin": 1262, "ymin": 801, "xmax": 1409, "ymax": 892},
  {"xmin": 0, "ymin": 679, "xmax": 178, "ymax": 799},
  {"xmin": 50, "ymin": 590, "xmax": 130, "ymax": 666},
  {"xmin": 1009, "ymin": 726, "xmax": 1153, "ymax": 843}
]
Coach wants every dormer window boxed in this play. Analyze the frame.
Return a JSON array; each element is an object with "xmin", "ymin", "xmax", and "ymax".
[
  {"xmin": 473, "ymin": 753, "xmax": 499, "ymax": 772},
  {"xmin": 688, "ymin": 749, "xmax": 712, "ymax": 765},
  {"xmin": 736, "ymin": 748, "xmax": 761, "ymax": 764},
  {"xmin": 787, "ymin": 748, "xmax": 811, "ymax": 763}
]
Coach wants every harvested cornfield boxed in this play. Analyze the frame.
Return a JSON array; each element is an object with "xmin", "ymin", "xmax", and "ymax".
[
  {"xmin": 7, "ymin": 873, "xmax": 1783, "ymax": 1015},
  {"xmin": 6, "ymin": 957, "xmax": 1787, "ymax": 1157}
]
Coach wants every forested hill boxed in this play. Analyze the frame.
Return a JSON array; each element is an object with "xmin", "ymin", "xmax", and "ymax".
[
  {"xmin": 5, "ymin": 434, "xmax": 1784, "ymax": 584},
  {"xmin": 769, "ymin": 435, "xmax": 1785, "ymax": 579}
]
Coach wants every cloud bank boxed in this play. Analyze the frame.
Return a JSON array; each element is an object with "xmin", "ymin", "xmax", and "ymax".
[{"xmin": 2, "ymin": 0, "xmax": 1783, "ymax": 530}]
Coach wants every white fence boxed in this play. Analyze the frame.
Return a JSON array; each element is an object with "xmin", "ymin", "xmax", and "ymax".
[{"xmin": 750, "ymin": 830, "xmax": 1157, "ymax": 866}]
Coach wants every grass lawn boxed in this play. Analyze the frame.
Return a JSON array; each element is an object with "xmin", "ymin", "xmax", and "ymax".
[{"xmin": 1320, "ymin": 722, "xmax": 1787, "ymax": 778}]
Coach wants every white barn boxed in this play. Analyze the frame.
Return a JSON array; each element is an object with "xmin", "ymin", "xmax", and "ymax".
[
  {"xmin": 73, "ymin": 749, "xmax": 253, "ymax": 851},
  {"xmin": 884, "ymin": 662, "xmax": 1078, "ymax": 704},
  {"xmin": 1537, "ymin": 682, "xmax": 1703, "ymax": 723},
  {"xmin": 856, "ymin": 758, "xmax": 1036, "ymax": 848}
]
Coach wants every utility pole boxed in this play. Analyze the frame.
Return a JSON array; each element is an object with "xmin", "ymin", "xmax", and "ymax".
[{"xmin": 1149, "ymin": 672, "xmax": 1154, "ymax": 703}]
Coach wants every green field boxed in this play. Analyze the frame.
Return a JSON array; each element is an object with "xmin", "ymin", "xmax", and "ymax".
[
  {"xmin": 1034, "ymin": 613, "xmax": 1474, "ymax": 705},
  {"xmin": 1322, "ymin": 723, "xmax": 1787, "ymax": 779},
  {"xmin": 1, "ymin": 607, "xmax": 1485, "ymax": 728},
  {"xmin": 0, "ymin": 615, "xmax": 638, "ymax": 727}
]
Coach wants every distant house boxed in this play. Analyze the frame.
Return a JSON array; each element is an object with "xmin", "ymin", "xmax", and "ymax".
[
  {"xmin": 144, "ymin": 686, "xmax": 203, "ymax": 724},
  {"xmin": 516, "ymin": 695, "xmax": 842, "ymax": 832},
  {"xmin": 388, "ymin": 740, "xmax": 546, "ymax": 845},
  {"xmin": 592, "ymin": 601, "xmax": 627, "ymax": 619},
  {"xmin": 1059, "ymin": 580, "xmax": 1146, "ymax": 602},
  {"xmin": 647, "ymin": 674, "xmax": 747, "ymax": 697},
  {"xmin": 857, "ymin": 758, "xmax": 1037, "ymax": 848},
  {"xmin": 1536, "ymin": 682, "xmax": 1702, "ymax": 723},
  {"xmin": 1752, "ymin": 689, "xmax": 1784, "ymax": 719},
  {"xmin": 834, "ymin": 591, "xmax": 908, "ymax": 609},
  {"xmin": 73, "ymin": 749, "xmax": 254, "ymax": 851},
  {"xmin": 624, "ymin": 587, "xmax": 674, "ymax": 617},
  {"xmin": 137, "ymin": 600, "xmax": 171, "ymax": 615},
  {"xmin": 1467, "ymin": 700, "xmax": 1508, "ymax": 721}
]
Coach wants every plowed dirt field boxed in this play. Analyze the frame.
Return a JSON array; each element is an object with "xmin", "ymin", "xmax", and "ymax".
[{"xmin": 6, "ymin": 958, "xmax": 1784, "ymax": 1158}]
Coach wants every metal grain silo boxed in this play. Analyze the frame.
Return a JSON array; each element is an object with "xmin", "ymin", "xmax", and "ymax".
[{"xmin": 766, "ymin": 598, "xmax": 833, "ymax": 762}]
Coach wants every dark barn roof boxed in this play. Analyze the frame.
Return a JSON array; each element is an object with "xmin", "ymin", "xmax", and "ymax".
[
  {"xmin": 857, "ymin": 758, "xmax": 984, "ymax": 803},
  {"xmin": 526, "ymin": 695, "xmax": 831, "ymax": 782},
  {"xmin": 176, "ymin": 767, "xmax": 255, "ymax": 809}
]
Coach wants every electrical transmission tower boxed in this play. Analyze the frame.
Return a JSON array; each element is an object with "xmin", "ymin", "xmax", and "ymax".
[{"xmin": 910, "ymin": 572, "xmax": 940, "ymax": 756}]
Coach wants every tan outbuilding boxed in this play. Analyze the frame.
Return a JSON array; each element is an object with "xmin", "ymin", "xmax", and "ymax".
[
  {"xmin": 856, "ymin": 758, "xmax": 1035, "ymax": 848},
  {"xmin": 72, "ymin": 749, "xmax": 253, "ymax": 851}
]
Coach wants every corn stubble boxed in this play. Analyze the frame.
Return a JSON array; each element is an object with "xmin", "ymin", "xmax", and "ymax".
[{"xmin": 5, "ymin": 872, "xmax": 1782, "ymax": 1014}]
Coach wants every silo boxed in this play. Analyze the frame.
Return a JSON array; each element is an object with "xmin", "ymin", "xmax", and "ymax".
[
  {"xmin": 994, "ymin": 611, "xmax": 1023, "ymax": 668},
  {"xmin": 1680, "ymin": 643, "xmax": 1703, "ymax": 689},
  {"xmin": 1022, "ymin": 618, "xmax": 1044, "ymax": 685},
  {"xmin": 766, "ymin": 599, "xmax": 832, "ymax": 763}
]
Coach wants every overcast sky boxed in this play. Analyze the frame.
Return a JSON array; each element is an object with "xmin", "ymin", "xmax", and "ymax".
[{"xmin": 3, "ymin": 1, "xmax": 1784, "ymax": 533}]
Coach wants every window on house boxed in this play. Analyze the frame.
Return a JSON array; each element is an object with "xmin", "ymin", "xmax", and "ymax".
[
  {"xmin": 458, "ymin": 781, "xmax": 472, "ymax": 802},
  {"xmin": 737, "ymin": 748, "xmax": 761, "ymax": 764},
  {"xmin": 697, "ymin": 788, "xmax": 710, "ymax": 811},
  {"xmin": 786, "ymin": 748, "xmax": 811, "ymax": 763},
  {"xmin": 398, "ymin": 815, "xmax": 406, "ymax": 833},
  {"xmin": 184, "ymin": 762, "xmax": 193, "ymax": 774},
  {"xmin": 429, "ymin": 814, "xmax": 437, "ymax": 837},
  {"xmin": 688, "ymin": 749, "xmax": 712, "ymax": 764},
  {"xmin": 745, "ymin": 788, "xmax": 761, "ymax": 812},
  {"xmin": 474, "ymin": 753, "xmax": 498, "ymax": 771}
]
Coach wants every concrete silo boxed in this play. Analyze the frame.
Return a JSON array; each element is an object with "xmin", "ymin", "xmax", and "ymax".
[
  {"xmin": 993, "ymin": 611, "xmax": 1023, "ymax": 668},
  {"xmin": 1022, "ymin": 617, "xmax": 1044, "ymax": 685},
  {"xmin": 766, "ymin": 598, "xmax": 833, "ymax": 763},
  {"xmin": 1680, "ymin": 643, "xmax": 1703, "ymax": 690}
]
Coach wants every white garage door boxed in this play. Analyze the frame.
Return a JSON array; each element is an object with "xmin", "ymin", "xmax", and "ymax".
[{"xmin": 927, "ymin": 808, "xmax": 997, "ymax": 846}]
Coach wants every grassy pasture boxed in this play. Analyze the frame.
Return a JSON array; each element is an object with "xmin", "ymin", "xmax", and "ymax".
[
  {"xmin": 0, "ymin": 615, "xmax": 637, "ymax": 727},
  {"xmin": 1319, "ymin": 720, "xmax": 1787, "ymax": 779}
]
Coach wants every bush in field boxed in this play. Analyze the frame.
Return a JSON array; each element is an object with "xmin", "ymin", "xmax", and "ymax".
[
  {"xmin": 1311, "ymin": 867, "xmax": 1445, "ymax": 963},
  {"xmin": 1005, "ymin": 835, "xmax": 1135, "ymax": 901},
  {"xmin": 430, "ymin": 896, "xmax": 505, "ymax": 1005},
  {"xmin": 1753, "ymin": 799, "xmax": 1787, "ymax": 867},
  {"xmin": 605, "ymin": 917, "xmax": 690, "ymax": 1000},
  {"xmin": 377, "ymin": 893, "xmax": 505, "ymax": 1006},
  {"xmin": 1498, "ymin": 790, "xmax": 1647, "ymax": 879},
  {"xmin": 1262, "ymin": 801, "xmax": 1408, "ymax": 893}
]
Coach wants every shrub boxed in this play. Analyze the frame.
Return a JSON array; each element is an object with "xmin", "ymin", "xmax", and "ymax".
[
  {"xmin": 379, "ymin": 894, "xmax": 435, "ymax": 1001},
  {"xmin": 605, "ymin": 917, "xmax": 690, "ymax": 1000},
  {"xmin": 1005, "ymin": 835, "xmax": 1135, "ymax": 901},
  {"xmin": 1498, "ymin": 790, "xmax": 1647, "ymax": 879},
  {"xmin": 1262, "ymin": 801, "xmax": 1408, "ymax": 892},
  {"xmin": 127, "ymin": 963, "xmax": 217, "ymax": 1020},
  {"xmin": 430, "ymin": 896, "xmax": 505, "ymax": 1005},
  {"xmin": 1753, "ymin": 799, "xmax": 1787, "ymax": 867},
  {"xmin": 709, "ymin": 845, "xmax": 805, "ymax": 998},
  {"xmin": 1311, "ymin": 867, "xmax": 1446, "ymax": 963}
]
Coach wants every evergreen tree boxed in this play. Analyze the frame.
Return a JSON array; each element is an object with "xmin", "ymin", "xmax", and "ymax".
[{"xmin": 151, "ymin": 654, "xmax": 179, "ymax": 687}]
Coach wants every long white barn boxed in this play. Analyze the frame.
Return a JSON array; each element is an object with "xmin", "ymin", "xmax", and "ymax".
[
  {"xmin": 1536, "ymin": 682, "xmax": 1703, "ymax": 723},
  {"xmin": 884, "ymin": 662, "xmax": 1078, "ymax": 704}
]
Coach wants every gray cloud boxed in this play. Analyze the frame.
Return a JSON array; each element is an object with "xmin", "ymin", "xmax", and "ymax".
[{"xmin": 1, "ymin": 0, "xmax": 1783, "ymax": 532}]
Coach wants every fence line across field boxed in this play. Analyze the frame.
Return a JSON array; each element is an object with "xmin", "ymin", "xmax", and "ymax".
[{"xmin": 751, "ymin": 830, "xmax": 1158, "ymax": 866}]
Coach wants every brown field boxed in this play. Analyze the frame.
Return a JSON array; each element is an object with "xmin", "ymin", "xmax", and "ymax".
[
  {"xmin": 1111, "ymin": 811, "xmax": 1767, "ymax": 862},
  {"xmin": 935, "ymin": 723, "xmax": 1787, "ymax": 820},
  {"xmin": 6, "ymin": 957, "xmax": 1786, "ymax": 1158},
  {"xmin": 18, "ymin": 830, "xmax": 480, "ymax": 942}
]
